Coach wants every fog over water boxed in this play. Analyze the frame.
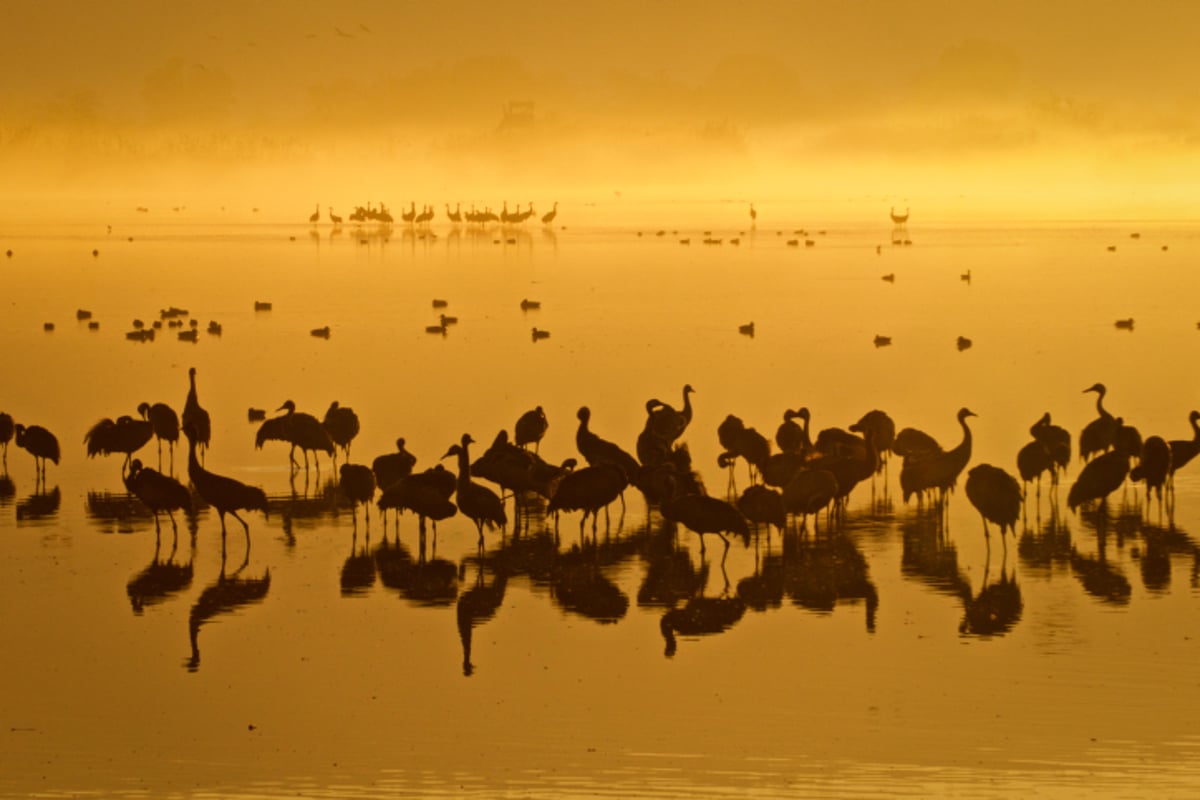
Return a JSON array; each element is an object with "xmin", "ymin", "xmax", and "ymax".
[{"xmin": 5, "ymin": 1, "xmax": 1200, "ymax": 222}]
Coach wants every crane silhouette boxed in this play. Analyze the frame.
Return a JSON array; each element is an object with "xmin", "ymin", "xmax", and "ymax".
[
  {"xmin": 328, "ymin": 206, "xmax": 342, "ymax": 225},
  {"xmin": 443, "ymin": 434, "xmax": 506, "ymax": 544},
  {"xmin": 514, "ymin": 406, "xmax": 549, "ymax": 452},
  {"xmin": 1167, "ymin": 410, "xmax": 1200, "ymax": 491},
  {"xmin": 182, "ymin": 368, "xmax": 211, "ymax": 464},
  {"xmin": 645, "ymin": 384, "xmax": 695, "ymax": 445},
  {"xmin": 309, "ymin": 204, "xmax": 319, "ymax": 223},
  {"xmin": 546, "ymin": 462, "xmax": 628, "ymax": 537},
  {"xmin": 965, "ymin": 464, "xmax": 1022, "ymax": 546},
  {"xmin": 1067, "ymin": 450, "xmax": 1130, "ymax": 515},
  {"xmin": 377, "ymin": 468, "xmax": 457, "ymax": 540},
  {"xmin": 185, "ymin": 422, "xmax": 268, "ymax": 554},
  {"xmin": 0, "ymin": 411, "xmax": 13, "ymax": 469},
  {"xmin": 899, "ymin": 408, "xmax": 975, "ymax": 507},
  {"xmin": 372, "ymin": 437, "xmax": 417, "ymax": 491},
  {"xmin": 541, "ymin": 201, "xmax": 558, "ymax": 225},
  {"xmin": 775, "ymin": 408, "xmax": 811, "ymax": 455},
  {"xmin": 255, "ymin": 400, "xmax": 335, "ymax": 472},
  {"xmin": 736, "ymin": 484, "xmax": 786, "ymax": 534},
  {"xmin": 662, "ymin": 482, "xmax": 750, "ymax": 554},
  {"xmin": 85, "ymin": 414, "xmax": 153, "ymax": 467},
  {"xmin": 338, "ymin": 463, "xmax": 376, "ymax": 531},
  {"xmin": 138, "ymin": 401, "xmax": 180, "ymax": 472},
  {"xmin": 781, "ymin": 468, "xmax": 839, "ymax": 533},
  {"xmin": 575, "ymin": 406, "xmax": 640, "ymax": 487},
  {"xmin": 14, "ymin": 423, "xmax": 59, "ymax": 481},
  {"xmin": 323, "ymin": 401, "xmax": 360, "ymax": 462},
  {"xmin": 1079, "ymin": 383, "xmax": 1117, "ymax": 462},
  {"xmin": 1130, "ymin": 436, "xmax": 1171, "ymax": 518},
  {"xmin": 124, "ymin": 458, "xmax": 192, "ymax": 535}
]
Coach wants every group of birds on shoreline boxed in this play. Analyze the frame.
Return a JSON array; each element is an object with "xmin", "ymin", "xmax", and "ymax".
[
  {"xmin": 4, "ymin": 372, "xmax": 1199, "ymax": 560},
  {"xmin": 310, "ymin": 201, "xmax": 560, "ymax": 228}
]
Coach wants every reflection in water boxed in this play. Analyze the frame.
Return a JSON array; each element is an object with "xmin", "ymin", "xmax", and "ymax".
[
  {"xmin": 1017, "ymin": 505, "xmax": 1073, "ymax": 575},
  {"xmin": 637, "ymin": 524, "xmax": 709, "ymax": 609},
  {"xmin": 735, "ymin": 536, "xmax": 785, "ymax": 612},
  {"xmin": 778, "ymin": 530, "xmax": 878, "ymax": 632},
  {"xmin": 127, "ymin": 536, "xmax": 194, "ymax": 614},
  {"xmin": 1070, "ymin": 530, "xmax": 1131, "ymax": 604},
  {"xmin": 959, "ymin": 559, "xmax": 1023, "ymax": 637},
  {"xmin": 16, "ymin": 486, "xmax": 60, "ymax": 522},
  {"xmin": 340, "ymin": 533, "xmax": 376, "ymax": 596},
  {"xmin": 187, "ymin": 554, "xmax": 271, "ymax": 671},
  {"xmin": 373, "ymin": 533, "xmax": 458, "ymax": 607},
  {"xmin": 0, "ymin": 473, "xmax": 17, "ymax": 507},
  {"xmin": 457, "ymin": 557, "xmax": 508, "ymax": 676},
  {"xmin": 660, "ymin": 558, "xmax": 746, "ymax": 657},
  {"xmin": 551, "ymin": 546, "xmax": 629, "ymax": 623},
  {"xmin": 272, "ymin": 474, "xmax": 339, "ymax": 544},
  {"xmin": 86, "ymin": 490, "xmax": 154, "ymax": 533},
  {"xmin": 901, "ymin": 506, "xmax": 969, "ymax": 599}
]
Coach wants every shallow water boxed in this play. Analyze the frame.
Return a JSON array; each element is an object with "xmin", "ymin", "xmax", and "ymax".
[{"xmin": 2, "ymin": 211, "xmax": 1199, "ymax": 798}]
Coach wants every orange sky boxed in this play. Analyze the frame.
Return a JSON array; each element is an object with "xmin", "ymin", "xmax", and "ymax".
[{"xmin": 4, "ymin": 0, "xmax": 1199, "ymax": 220}]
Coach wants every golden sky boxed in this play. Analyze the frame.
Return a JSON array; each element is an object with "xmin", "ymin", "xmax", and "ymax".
[{"xmin": 5, "ymin": 0, "xmax": 1200, "ymax": 220}]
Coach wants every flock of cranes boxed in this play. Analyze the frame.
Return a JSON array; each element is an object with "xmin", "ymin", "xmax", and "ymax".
[
  {"xmin": 311, "ymin": 201, "xmax": 560, "ymax": 227},
  {"xmin": 4, "ymin": 372, "xmax": 1199, "ymax": 561}
]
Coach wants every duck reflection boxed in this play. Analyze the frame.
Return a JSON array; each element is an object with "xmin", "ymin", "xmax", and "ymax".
[
  {"xmin": 187, "ymin": 552, "xmax": 271, "ymax": 671},
  {"xmin": 457, "ymin": 556, "xmax": 508, "ymax": 676},
  {"xmin": 127, "ymin": 535, "xmax": 194, "ymax": 614},
  {"xmin": 959, "ymin": 557, "xmax": 1023, "ymax": 637},
  {"xmin": 16, "ymin": 485, "xmax": 60, "ymax": 522},
  {"xmin": 779, "ymin": 530, "xmax": 878, "ymax": 632},
  {"xmin": 340, "ymin": 532, "xmax": 376, "ymax": 597},
  {"xmin": 551, "ymin": 545, "xmax": 629, "ymax": 623}
]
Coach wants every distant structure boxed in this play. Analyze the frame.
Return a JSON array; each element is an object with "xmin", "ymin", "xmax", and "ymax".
[
  {"xmin": 890, "ymin": 206, "xmax": 909, "ymax": 244},
  {"xmin": 890, "ymin": 206, "xmax": 910, "ymax": 225},
  {"xmin": 498, "ymin": 101, "xmax": 535, "ymax": 132}
]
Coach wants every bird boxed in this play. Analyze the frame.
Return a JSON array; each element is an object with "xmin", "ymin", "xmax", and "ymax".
[
  {"xmin": 749, "ymin": 203, "xmax": 757, "ymax": 224},
  {"xmin": 377, "ymin": 467, "xmax": 457, "ymax": 537},
  {"xmin": 339, "ymin": 463, "xmax": 376, "ymax": 530},
  {"xmin": 372, "ymin": 438, "xmax": 418, "ymax": 491},
  {"xmin": 14, "ymin": 423, "xmax": 60, "ymax": 480},
  {"xmin": 138, "ymin": 401, "xmax": 180, "ymax": 471},
  {"xmin": 514, "ymin": 406, "xmax": 549, "ymax": 452},
  {"xmin": 775, "ymin": 408, "xmax": 811, "ymax": 456},
  {"xmin": 956, "ymin": 336, "xmax": 973, "ymax": 351},
  {"xmin": 256, "ymin": 400, "xmax": 335, "ymax": 472},
  {"xmin": 574, "ymin": 407, "xmax": 639, "ymax": 482},
  {"xmin": 1130, "ymin": 436, "xmax": 1171, "ymax": 515},
  {"xmin": 248, "ymin": 408, "xmax": 267, "ymax": 422},
  {"xmin": 184, "ymin": 422, "xmax": 268, "ymax": 547},
  {"xmin": 432, "ymin": 299, "xmax": 448, "ymax": 308},
  {"xmin": 873, "ymin": 335, "xmax": 892, "ymax": 348},
  {"xmin": 717, "ymin": 414, "xmax": 770, "ymax": 488},
  {"xmin": 1030, "ymin": 412, "xmax": 1071, "ymax": 482},
  {"xmin": 328, "ymin": 207, "xmax": 342, "ymax": 225},
  {"xmin": 182, "ymin": 367, "xmax": 211, "ymax": 463},
  {"xmin": 546, "ymin": 462, "xmax": 628, "ymax": 536},
  {"xmin": 737, "ymin": 484, "xmax": 786, "ymax": 533},
  {"xmin": 965, "ymin": 464, "xmax": 1022, "ymax": 543},
  {"xmin": 311, "ymin": 326, "xmax": 331, "ymax": 338},
  {"xmin": 323, "ymin": 401, "xmax": 360, "ymax": 462},
  {"xmin": 899, "ymin": 408, "xmax": 975, "ymax": 506},
  {"xmin": 1167, "ymin": 410, "xmax": 1200, "ymax": 489},
  {"xmin": 84, "ymin": 415, "xmax": 153, "ymax": 467},
  {"xmin": 531, "ymin": 327, "xmax": 550, "ymax": 341},
  {"xmin": 520, "ymin": 298, "xmax": 541, "ymax": 310},
  {"xmin": 645, "ymin": 385, "xmax": 695, "ymax": 446},
  {"xmin": 1016, "ymin": 438, "xmax": 1056, "ymax": 502},
  {"xmin": 738, "ymin": 322, "xmax": 754, "ymax": 337},
  {"xmin": 0, "ymin": 411, "xmax": 13, "ymax": 468},
  {"xmin": 1114, "ymin": 318, "xmax": 1135, "ymax": 330},
  {"xmin": 1067, "ymin": 450, "xmax": 1130, "ymax": 513},
  {"xmin": 849, "ymin": 409, "xmax": 896, "ymax": 475},
  {"xmin": 124, "ymin": 458, "xmax": 191, "ymax": 534},
  {"xmin": 662, "ymin": 488, "xmax": 750, "ymax": 554},
  {"xmin": 309, "ymin": 204, "xmax": 320, "ymax": 223},
  {"xmin": 443, "ymin": 434, "xmax": 506, "ymax": 543},
  {"xmin": 781, "ymin": 468, "xmax": 839, "ymax": 532},
  {"xmin": 1079, "ymin": 383, "xmax": 1117, "ymax": 462},
  {"xmin": 542, "ymin": 202, "xmax": 558, "ymax": 225}
]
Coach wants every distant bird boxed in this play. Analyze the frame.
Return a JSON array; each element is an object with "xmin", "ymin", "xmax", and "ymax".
[
  {"xmin": 541, "ymin": 202, "xmax": 558, "ymax": 225},
  {"xmin": 873, "ymin": 334, "xmax": 891, "ymax": 348},
  {"xmin": 1130, "ymin": 436, "xmax": 1171, "ymax": 513},
  {"xmin": 965, "ymin": 464, "xmax": 1022, "ymax": 543},
  {"xmin": 514, "ymin": 406, "xmax": 549, "ymax": 452},
  {"xmin": 138, "ymin": 401, "xmax": 180, "ymax": 471},
  {"xmin": 0, "ymin": 411, "xmax": 13, "ymax": 467},
  {"xmin": 14, "ymin": 423, "xmax": 60, "ymax": 479},
  {"xmin": 256, "ymin": 400, "xmax": 335, "ymax": 471},
  {"xmin": 248, "ymin": 408, "xmax": 267, "ymax": 422},
  {"xmin": 85, "ymin": 415, "xmax": 153, "ymax": 467},
  {"xmin": 339, "ymin": 463, "xmax": 376, "ymax": 530},
  {"xmin": 956, "ymin": 336, "xmax": 972, "ymax": 351},
  {"xmin": 1167, "ymin": 410, "xmax": 1200, "ymax": 488},
  {"xmin": 1114, "ymin": 318, "xmax": 1134, "ymax": 330},
  {"xmin": 1067, "ymin": 450, "xmax": 1130, "ymax": 513},
  {"xmin": 124, "ymin": 458, "xmax": 191, "ymax": 534},
  {"xmin": 738, "ymin": 322, "xmax": 755, "ymax": 337},
  {"xmin": 184, "ymin": 422, "xmax": 267, "ymax": 545},
  {"xmin": 443, "ymin": 434, "xmax": 506, "ymax": 543},
  {"xmin": 311, "ymin": 326, "xmax": 331, "ymax": 338},
  {"xmin": 531, "ymin": 327, "xmax": 550, "ymax": 341},
  {"xmin": 432, "ymin": 299, "xmax": 448, "ymax": 308},
  {"xmin": 961, "ymin": 269, "xmax": 972, "ymax": 283},
  {"xmin": 520, "ymin": 298, "xmax": 541, "ymax": 310},
  {"xmin": 182, "ymin": 367, "xmax": 211, "ymax": 463},
  {"xmin": 309, "ymin": 204, "xmax": 320, "ymax": 223},
  {"xmin": 546, "ymin": 462, "xmax": 628, "ymax": 536},
  {"xmin": 899, "ymin": 408, "xmax": 975, "ymax": 505},
  {"xmin": 881, "ymin": 273, "xmax": 894, "ymax": 282},
  {"xmin": 663, "ymin": 489, "xmax": 749, "ymax": 554},
  {"xmin": 1079, "ymin": 383, "xmax": 1117, "ymax": 462},
  {"xmin": 323, "ymin": 401, "xmax": 360, "ymax": 461},
  {"xmin": 890, "ymin": 206, "xmax": 909, "ymax": 224},
  {"xmin": 373, "ymin": 438, "xmax": 418, "ymax": 490},
  {"xmin": 328, "ymin": 207, "xmax": 342, "ymax": 225},
  {"xmin": 749, "ymin": 203, "xmax": 757, "ymax": 224}
]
